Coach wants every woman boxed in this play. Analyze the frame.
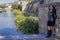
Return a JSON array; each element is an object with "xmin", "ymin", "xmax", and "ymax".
[{"xmin": 46, "ymin": 5, "xmax": 57, "ymax": 38}]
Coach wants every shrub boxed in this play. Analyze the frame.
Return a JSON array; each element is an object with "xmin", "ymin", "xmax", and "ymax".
[
  {"xmin": 12, "ymin": 9, "xmax": 22, "ymax": 16},
  {"xmin": 12, "ymin": 4, "xmax": 22, "ymax": 11},
  {"xmin": 28, "ymin": 0, "xmax": 34, "ymax": 3},
  {"xmin": 15, "ymin": 15, "xmax": 38, "ymax": 34},
  {"xmin": 15, "ymin": 15, "xmax": 27, "ymax": 32},
  {"xmin": 23, "ymin": 16, "xmax": 38, "ymax": 34}
]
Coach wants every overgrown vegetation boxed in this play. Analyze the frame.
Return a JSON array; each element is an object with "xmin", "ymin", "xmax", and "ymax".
[
  {"xmin": 0, "ymin": 4, "xmax": 7, "ymax": 8},
  {"xmin": 15, "ymin": 15, "xmax": 38, "ymax": 34},
  {"xmin": 28, "ymin": 0, "xmax": 34, "ymax": 3},
  {"xmin": 12, "ymin": 9, "xmax": 38, "ymax": 34},
  {"xmin": 12, "ymin": 4, "xmax": 22, "ymax": 11},
  {"xmin": 12, "ymin": 1, "xmax": 39, "ymax": 34},
  {"xmin": 12, "ymin": 9, "xmax": 22, "ymax": 16}
]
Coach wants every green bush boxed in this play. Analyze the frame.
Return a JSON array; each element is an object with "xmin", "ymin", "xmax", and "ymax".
[
  {"xmin": 28, "ymin": 0, "xmax": 34, "ymax": 3},
  {"xmin": 15, "ymin": 15, "xmax": 27, "ymax": 31},
  {"xmin": 12, "ymin": 9, "xmax": 22, "ymax": 16},
  {"xmin": 15, "ymin": 15, "xmax": 38, "ymax": 34},
  {"xmin": 12, "ymin": 4, "xmax": 22, "ymax": 11}
]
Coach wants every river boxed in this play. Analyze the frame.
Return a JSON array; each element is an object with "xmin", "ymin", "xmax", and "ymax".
[{"xmin": 0, "ymin": 12, "xmax": 24, "ymax": 39}]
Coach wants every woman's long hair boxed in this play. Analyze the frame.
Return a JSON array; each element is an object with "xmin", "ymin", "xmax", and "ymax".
[
  {"xmin": 49, "ymin": 5, "xmax": 56, "ymax": 12},
  {"xmin": 49, "ymin": 5, "xmax": 57, "ymax": 19}
]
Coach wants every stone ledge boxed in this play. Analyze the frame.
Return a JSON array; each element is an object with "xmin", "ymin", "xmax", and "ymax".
[
  {"xmin": 0, "ymin": 34, "xmax": 46, "ymax": 40},
  {"xmin": 0, "ymin": 34, "xmax": 59, "ymax": 40},
  {"xmin": 0, "ymin": 37, "xmax": 58, "ymax": 40}
]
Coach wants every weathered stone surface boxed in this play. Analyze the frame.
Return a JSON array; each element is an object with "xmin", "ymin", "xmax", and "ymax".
[
  {"xmin": 38, "ymin": 6, "xmax": 60, "ymax": 37},
  {"xmin": 22, "ymin": 0, "xmax": 28, "ymax": 11},
  {"xmin": 38, "ymin": 7, "xmax": 48, "ymax": 33}
]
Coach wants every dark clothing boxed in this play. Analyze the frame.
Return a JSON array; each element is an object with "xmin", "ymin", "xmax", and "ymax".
[
  {"xmin": 46, "ymin": 30, "xmax": 52, "ymax": 38},
  {"xmin": 48, "ymin": 11, "xmax": 54, "ymax": 21},
  {"xmin": 47, "ymin": 11, "xmax": 57, "ymax": 26},
  {"xmin": 47, "ymin": 21, "xmax": 55, "ymax": 26}
]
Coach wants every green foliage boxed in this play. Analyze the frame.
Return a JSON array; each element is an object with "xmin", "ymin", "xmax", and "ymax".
[
  {"xmin": 12, "ymin": 3, "xmax": 39, "ymax": 34},
  {"xmin": 15, "ymin": 15, "xmax": 38, "ymax": 34},
  {"xmin": 12, "ymin": 4, "xmax": 22, "ymax": 11},
  {"xmin": 0, "ymin": 4, "xmax": 7, "ymax": 8},
  {"xmin": 15, "ymin": 15, "xmax": 27, "ymax": 32},
  {"xmin": 12, "ymin": 9, "xmax": 22, "ymax": 16},
  {"xmin": 28, "ymin": 0, "xmax": 34, "ymax": 3},
  {"xmin": 24, "ymin": 16, "xmax": 38, "ymax": 34}
]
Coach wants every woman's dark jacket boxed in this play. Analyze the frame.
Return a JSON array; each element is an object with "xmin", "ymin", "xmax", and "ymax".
[{"xmin": 48, "ymin": 10, "xmax": 57, "ymax": 22}]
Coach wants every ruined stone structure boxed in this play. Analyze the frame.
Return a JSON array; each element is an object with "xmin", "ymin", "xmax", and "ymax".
[{"xmin": 22, "ymin": 0, "xmax": 28, "ymax": 11}]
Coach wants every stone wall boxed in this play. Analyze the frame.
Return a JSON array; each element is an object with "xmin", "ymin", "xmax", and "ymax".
[
  {"xmin": 55, "ymin": 7, "xmax": 60, "ymax": 37},
  {"xmin": 44, "ymin": 0, "xmax": 60, "ymax": 4},
  {"xmin": 38, "ymin": 7, "xmax": 48, "ymax": 33},
  {"xmin": 45, "ymin": 0, "xmax": 53, "ymax": 4},
  {"xmin": 38, "ymin": 6, "xmax": 60, "ymax": 37},
  {"xmin": 53, "ymin": 0, "xmax": 60, "ymax": 2}
]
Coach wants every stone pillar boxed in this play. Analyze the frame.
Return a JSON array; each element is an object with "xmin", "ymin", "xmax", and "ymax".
[
  {"xmin": 38, "ymin": 7, "xmax": 48, "ymax": 34},
  {"xmin": 55, "ymin": 7, "xmax": 60, "ymax": 37}
]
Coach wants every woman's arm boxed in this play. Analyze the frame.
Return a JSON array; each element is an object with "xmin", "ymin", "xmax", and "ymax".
[{"xmin": 53, "ymin": 11, "xmax": 57, "ymax": 19}]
